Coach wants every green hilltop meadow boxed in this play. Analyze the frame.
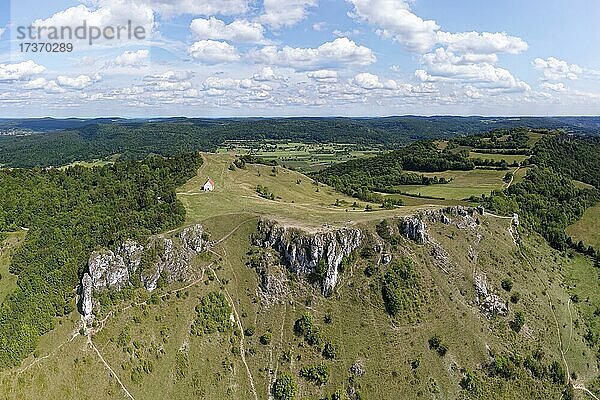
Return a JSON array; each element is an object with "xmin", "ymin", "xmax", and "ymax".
[{"xmin": 0, "ymin": 125, "xmax": 598, "ymax": 400}]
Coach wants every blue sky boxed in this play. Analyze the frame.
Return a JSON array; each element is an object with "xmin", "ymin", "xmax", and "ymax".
[{"xmin": 0, "ymin": 0, "xmax": 599, "ymax": 117}]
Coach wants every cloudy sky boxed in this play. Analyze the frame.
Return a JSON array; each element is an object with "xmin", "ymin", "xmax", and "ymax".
[{"xmin": 1, "ymin": 0, "xmax": 600, "ymax": 117}]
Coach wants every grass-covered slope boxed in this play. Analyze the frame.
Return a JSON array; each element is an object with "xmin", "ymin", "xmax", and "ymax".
[
  {"xmin": 0, "ymin": 153, "xmax": 598, "ymax": 400},
  {"xmin": 1, "ymin": 211, "xmax": 596, "ymax": 399}
]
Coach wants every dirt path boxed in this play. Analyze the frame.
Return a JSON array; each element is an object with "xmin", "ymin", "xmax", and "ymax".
[
  {"xmin": 207, "ymin": 264, "xmax": 259, "ymax": 400},
  {"xmin": 16, "ymin": 328, "xmax": 79, "ymax": 376},
  {"xmin": 89, "ymin": 339, "xmax": 135, "ymax": 400},
  {"xmin": 517, "ymin": 243, "xmax": 578, "ymax": 391},
  {"xmin": 483, "ymin": 211, "xmax": 514, "ymax": 220},
  {"xmin": 269, "ymin": 303, "xmax": 288, "ymax": 400},
  {"xmin": 213, "ymin": 218, "xmax": 256, "ymax": 246},
  {"xmin": 573, "ymin": 384, "xmax": 600, "ymax": 400},
  {"xmin": 205, "ymin": 222, "xmax": 259, "ymax": 400},
  {"xmin": 504, "ymin": 166, "xmax": 520, "ymax": 189}
]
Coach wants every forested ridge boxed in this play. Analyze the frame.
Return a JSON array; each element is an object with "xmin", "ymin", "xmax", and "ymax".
[
  {"xmin": 485, "ymin": 167, "xmax": 599, "ymax": 251},
  {"xmin": 0, "ymin": 153, "xmax": 201, "ymax": 368},
  {"xmin": 2, "ymin": 116, "xmax": 600, "ymax": 168},
  {"xmin": 531, "ymin": 134, "xmax": 600, "ymax": 189},
  {"xmin": 484, "ymin": 133, "xmax": 600, "ymax": 253}
]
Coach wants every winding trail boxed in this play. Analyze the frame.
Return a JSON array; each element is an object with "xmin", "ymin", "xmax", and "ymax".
[
  {"xmin": 504, "ymin": 166, "xmax": 520, "ymax": 189},
  {"xmin": 16, "ymin": 328, "xmax": 79, "ymax": 376},
  {"xmin": 574, "ymin": 385, "xmax": 600, "ymax": 400},
  {"xmin": 89, "ymin": 339, "xmax": 135, "ymax": 400},
  {"xmin": 204, "ymin": 218, "xmax": 259, "ymax": 400},
  {"xmin": 513, "ymin": 233, "xmax": 600, "ymax": 398},
  {"xmin": 207, "ymin": 262, "xmax": 259, "ymax": 400}
]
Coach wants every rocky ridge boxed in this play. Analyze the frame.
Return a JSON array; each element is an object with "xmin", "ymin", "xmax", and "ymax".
[
  {"xmin": 253, "ymin": 220, "xmax": 362, "ymax": 296},
  {"xmin": 80, "ymin": 224, "xmax": 206, "ymax": 325}
]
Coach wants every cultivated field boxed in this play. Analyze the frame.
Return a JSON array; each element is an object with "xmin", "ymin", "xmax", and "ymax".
[
  {"xmin": 217, "ymin": 141, "xmax": 382, "ymax": 173},
  {"xmin": 469, "ymin": 151, "xmax": 530, "ymax": 164}
]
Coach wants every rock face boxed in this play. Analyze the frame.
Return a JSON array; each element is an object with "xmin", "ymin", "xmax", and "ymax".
[
  {"xmin": 425, "ymin": 206, "xmax": 481, "ymax": 230},
  {"xmin": 403, "ymin": 218, "xmax": 426, "ymax": 243},
  {"xmin": 80, "ymin": 273, "xmax": 94, "ymax": 324},
  {"xmin": 141, "ymin": 226, "xmax": 206, "ymax": 291},
  {"xmin": 254, "ymin": 220, "xmax": 362, "ymax": 296},
  {"xmin": 79, "ymin": 224, "xmax": 206, "ymax": 322},
  {"xmin": 474, "ymin": 273, "xmax": 507, "ymax": 317},
  {"xmin": 88, "ymin": 250, "xmax": 129, "ymax": 292},
  {"xmin": 247, "ymin": 249, "xmax": 289, "ymax": 306},
  {"xmin": 118, "ymin": 239, "xmax": 144, "ymax": 273}
]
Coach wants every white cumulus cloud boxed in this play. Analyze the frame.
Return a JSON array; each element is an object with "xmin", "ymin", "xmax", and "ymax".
[
  {"xmin": 251, "ymin": 37, "xmax": 375, "ymax": 70},
  {"xmin": 351, "ymin": 73, "xmax": 398, "ymax": 90},
  {"xmin": 0, "ymin": 61, "xmax": 46, "ymax": 81},
  {"xmin": 437, "ymin": 31, "xmax": 528, "ymax": 55},
  {"xmin": 190, "ymin": 17, "xmax": 265, "ymax": 43},
  {"xmin": 307, "ymin": 69, "xmax": 338, "ymax": 82},
  {"xmin": 57, "ymin": 75, "xmax": 94, "ymax": 89},
  {"xmin": 115, "ymin": 49, "xmax": 149, "ymax": 67},
  {"xmin": 260, "ymin": 0, "xmax": 318, "ymax": 29},
  {"xmin": 540, "ymin": 82, "xmax": 567, "ymax": 92},
  {"xmin": 532, "ymin": 57, "xmax": 583, "ymax": 80},
  {"xmin": 189, "ymin": 40, "xmax": 241, "ymax": 64},
  {"xmin": 348, "ymin": 0, "xmax": 439, "ymax": 53},
  {"xmin": 32, "ymin": 2, "xmax": 155, "ymax": 44},
  {"xmin": 417, "ymin": 48, "xmax": 530, "ymax": 92}
]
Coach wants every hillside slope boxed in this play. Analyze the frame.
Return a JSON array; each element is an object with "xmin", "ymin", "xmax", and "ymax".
[{"xmin": 0, "ymin": 154, "xmax": 597, "ymax": 400}]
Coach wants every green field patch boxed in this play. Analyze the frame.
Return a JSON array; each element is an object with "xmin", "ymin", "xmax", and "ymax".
[
  {"xmin": 566, "ymin": 202, "xmax": 600, "ymax": 249},
  {"xmin": 469, "ymin": 151, "xmax": 529, "ymax": 164},
  {"xmin": 217, "ymin": 141, "xmax": 382, "ymax": 173},
  {"xmin": 396, "ymin": 169, "xmax": 508, "ymax": 200}
]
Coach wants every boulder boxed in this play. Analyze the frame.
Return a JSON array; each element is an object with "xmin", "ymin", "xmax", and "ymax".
[{"xmin": 474, "ymin": 273, "xmax": 507, "ymax": 317}]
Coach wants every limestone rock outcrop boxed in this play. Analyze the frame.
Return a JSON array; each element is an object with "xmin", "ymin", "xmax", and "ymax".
[
  {"xmin": 118, "ymin": 239, "xmax": 144, "ymax": 273},
  {"xmin": 88, "ymin": 250, "xmax": 129, "ymax": 292},
  {"xmin": 79, "ymin": 224, "xmax": 206, "ymax": 322},
  {"xmin": 403, "ymin": 218, "xmax": 426, "ymax": 243},
  {"xmin": 254, "ymin": 220, "xmax": 362, "ymax": 296},
  {"xmin": 474, "ymin": 273, "xmax": 507, "ymax": 317},
  {"xmin": 80, "ymin": 273, "xmax": 94, "ymax": 324}
]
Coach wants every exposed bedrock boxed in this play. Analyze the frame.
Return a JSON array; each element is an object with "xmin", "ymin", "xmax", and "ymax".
[
  {"xmin": 79, "ymin": 224, "xmax": 206, "ymax": 323},
  {"xmin": 253, "ymin": 220, "xmax": 362, "ymax": 296}
]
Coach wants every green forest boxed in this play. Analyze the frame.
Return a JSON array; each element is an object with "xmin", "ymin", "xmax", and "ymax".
[
  {"xmin": 532, "ymin": 134, "xmax": 600, "ymax": 189},
  {"xmin": 485, "ymin": 167, "xmax": 599, "ymax": 251},
  {"xmin": 0, "ymin": 153, "xmax": 201, "ymax": 368},
  {"xmin": 1, "ymin": 116, "xmax": 599, "ymax": 168}
]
